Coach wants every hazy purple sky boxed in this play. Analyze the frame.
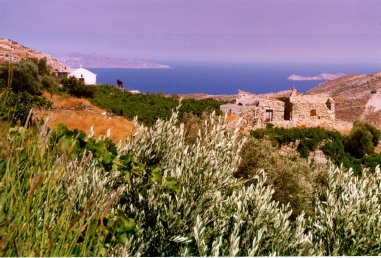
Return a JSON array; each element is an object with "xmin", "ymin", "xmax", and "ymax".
[{"xmin": 1, "ymin": 0, "xmax": 380, "ymax": 63}]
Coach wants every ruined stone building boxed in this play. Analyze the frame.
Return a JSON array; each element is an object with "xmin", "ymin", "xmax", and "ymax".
[{"xmin": 220, "ymin": 88, "xmax": 335, "ymax": 127}]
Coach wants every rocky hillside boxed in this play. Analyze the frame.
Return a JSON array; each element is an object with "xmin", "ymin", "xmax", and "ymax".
[
  {"xmin": 0, "ymin": 38, "xmax": 70, "ymax": 73},
  {"xmin": 308, "ymin": 71, "xmax": 381, "ymax": 128}
]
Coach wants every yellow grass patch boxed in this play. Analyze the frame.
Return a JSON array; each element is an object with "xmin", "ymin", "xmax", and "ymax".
[
  {"xmin": 227, "ymin": 114, "xmax": 240, "ymax": 123},
  {"xmin": 43, "ymin": 93, "xmax": 100, "ymax": 110},
  {"xmin": 36, "ymin": 94, "xmax": 135, "ymax": 142}
]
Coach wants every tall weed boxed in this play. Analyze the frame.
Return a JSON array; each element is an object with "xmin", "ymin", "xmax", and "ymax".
[{"xmin": 0, "ymin": 123, "xmax": 126, "ymax": 256}]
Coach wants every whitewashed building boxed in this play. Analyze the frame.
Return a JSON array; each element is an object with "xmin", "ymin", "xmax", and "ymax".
[{"xmin": 68, "ymin": 67, "xmax": 97, "ymax": 85}]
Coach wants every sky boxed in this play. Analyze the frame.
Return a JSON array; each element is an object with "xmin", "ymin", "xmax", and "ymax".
[{"xmin": 1, "ymin": 0, "xmax": 381, "ymax": 64}]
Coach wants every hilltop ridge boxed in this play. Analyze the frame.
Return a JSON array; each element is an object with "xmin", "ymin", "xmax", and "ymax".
[{"xmin": 0, "ymin": 38, "xmax": 70, "ymax": 73}]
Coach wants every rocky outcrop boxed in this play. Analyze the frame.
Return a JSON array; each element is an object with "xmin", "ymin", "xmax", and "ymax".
[{"xmin": 0, "ymin": 38, "xmax": 71, "ymax": 73}]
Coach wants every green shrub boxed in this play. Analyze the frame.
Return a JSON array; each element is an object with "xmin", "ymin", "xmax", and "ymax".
[
  {"xmin": 0, "ymin": 58, "xmax": 55, "ymax": 94},
  {"xmin": 0, "ymin": 59, "xmax": 60, "ymax": 125},
  {"xmin": 361, "ymin": 154, "xmax": 381, "ymax": 172},
  {"xmin": 237, "ymin": 137, "xmax": 328, "ymax": 218},
  {"xmin": 34, "ymin": 57, "xmax": 51, "ymax": 76},
  {"xmin": 41, "ymin": 74, "xmax": 60, "ymax": 95},
  {"xmin": 60, "ymin": 77, "xmax": 94, "ymax": 98},
  {"xmin": 344, "ymin": 121, "xmax": 381, "ymax": 158},
  {"xmin": 0, "ymin": 90, "xmax": 52, "ymax": 125},
  {"xmin": 251, "ymin": 126, "xmax": 344, "ymax": 159},
  {"xmin": 0, "ymin": 60, "xmax": 41, "ymax": 95}
]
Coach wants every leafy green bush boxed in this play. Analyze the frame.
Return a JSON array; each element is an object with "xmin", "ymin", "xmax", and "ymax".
[
  {"xmin": 237, "ymin": 137, "xmax": 328, "ymax": 218},
  {"xmin": 344, "ymin": 121, "xmax": 381, "ymax": 158},
  {"xmin": 251, "ymin": 126, "xmax": 344, "ymax": 158},
  {"xmin": 0, "ymin": 58, "xmax": 56, "ymax": 94},
  {"xmin": 60, "ymin": 77, "xmax": 94, "ymax": 98},
  {"xmin": 0, "ymin": 90, "xmax": 52, "ymax": 125},
  {"xmin": 0, "ymin": 60, "xmax": 41, "ymax": 95},
  {"xmin": 0, "ymin": 59, "xmax": 61, "ymax": 125},
  {"xmin": 41, "ymin": 74, "xmax": 60, "ymax": 96}
]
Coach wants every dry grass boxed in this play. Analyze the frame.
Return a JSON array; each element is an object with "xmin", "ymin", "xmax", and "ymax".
[
  {"xmin": 36, "ymin": 94, "xmax": 134, "ymax": 142},
  {"xmin": 43, "ymin": 93, "xmax": 100, "ymax": 110},
  {"xmin": 227, "ymin": 114, "xmax": 240, "ymax": 123}
]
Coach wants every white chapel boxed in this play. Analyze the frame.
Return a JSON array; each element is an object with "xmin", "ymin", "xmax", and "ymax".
[{"xmin": 68, "ymin": 66, "xmax": 97, "ymax": 85}]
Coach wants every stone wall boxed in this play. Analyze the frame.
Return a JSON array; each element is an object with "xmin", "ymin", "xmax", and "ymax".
[
  {"xmin": 220, "ymin": 90, "xmax": 337, "ymax": 130},
  {"xmin": 220, "ymin": 98, "xmax": 284, "ymax": 126},
  {"xmin": 220, "ymin": 103, "xmax": 244, "ymax": 115},
  {"xmin": 289, "ymin": 94, "xmax": 335, "ymax": 121},
  {"xmin": 256, "ymin": 99, "xmax": 284, "ymax": 122}
]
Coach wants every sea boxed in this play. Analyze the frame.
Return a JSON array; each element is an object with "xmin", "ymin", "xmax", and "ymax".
[{"xmin": 88, "ymin": 62, "xmax": 381, "ymax": 95}]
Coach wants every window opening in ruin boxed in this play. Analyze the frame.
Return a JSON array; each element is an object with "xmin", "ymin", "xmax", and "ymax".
[
  {"xmin": 310, "ymin": 109, "xmax": 317, "ymax": 117},
  {"xmin": 326, "ymin": 99, "xmax": 332, "ymax": 110},
  {"xmin": 265, "ymin": 109, "xmax": 273, "ymax": 122},
  {"xmin": 238, "ymin": 103, "xmax": 243, "ymax": 106}
]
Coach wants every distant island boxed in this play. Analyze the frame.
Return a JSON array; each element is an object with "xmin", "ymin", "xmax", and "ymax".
[
  {"xmin": 288, "ymin": 73, "xmax": 346, "ymax": 81},
  {"xmin": 59, "ymin": 52, "xmax": 170, "ymax": 69}
]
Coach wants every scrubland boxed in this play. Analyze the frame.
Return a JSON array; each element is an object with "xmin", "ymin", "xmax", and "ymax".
[{"xmin": 1, "ymin": 59, "xmax": 381, "ymax": 256}]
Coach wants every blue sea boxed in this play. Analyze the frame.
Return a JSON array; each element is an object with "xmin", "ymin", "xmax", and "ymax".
[{"xmin": 89, "ymin": 62, "xmax": 381, "ymax": 95}]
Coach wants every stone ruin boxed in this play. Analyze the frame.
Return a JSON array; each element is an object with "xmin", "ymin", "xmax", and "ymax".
[{"xmin": 220, "ymin": 88, "xmax": 335, "ymax": 128}]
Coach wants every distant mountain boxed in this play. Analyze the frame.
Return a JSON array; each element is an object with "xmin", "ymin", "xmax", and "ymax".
[
  {"xmin": 308, "ymin": 71, "xmax": 381, "ymax": 128},
  {"xmin": 0, "ymin": 38, "xmax": 70, "ymax": 72},
  {"xmin": 288, "ymin": 73, "xmax": 346, "ymax": 81},
  {"xmin": 59, "ymin": 53, "xmax": 170, "ymax": 69}
]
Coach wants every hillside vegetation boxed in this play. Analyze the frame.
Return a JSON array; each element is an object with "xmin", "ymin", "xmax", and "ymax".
[
  {"xmin": 55, "ymin": 76, "xmax": 225, "ymax": 127},
  {"xmin": 87, "ymin": 85, "xmax": 225, "ymax": 126},
  {"xmin": 1, "ymin": 58, "xmax": 381, "ymax": 256},
  {"xmin": 251, "ymin": 123, "xmax": 381, "ymax": 175},
  {"xmin": 2, "ymin": 110, "xmax": 381, "ymax": 256}
]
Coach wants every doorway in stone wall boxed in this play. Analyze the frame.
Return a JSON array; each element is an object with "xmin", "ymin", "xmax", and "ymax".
[
  {"xmin": 265, "ymin": 109, "xmax": 273, "ymax": 122},
  {"xmin": 284, "ymin": 100, "xmax": 293, "ymax": 120}
]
